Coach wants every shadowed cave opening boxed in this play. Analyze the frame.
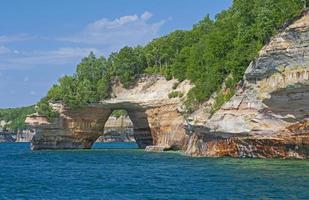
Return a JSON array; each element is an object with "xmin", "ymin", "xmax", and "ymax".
[{"xmin": 92, "ymin": 107, "xmax": 154, "ymax": 149}]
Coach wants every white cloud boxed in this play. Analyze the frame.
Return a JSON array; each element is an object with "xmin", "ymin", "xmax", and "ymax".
[
  {"xmin": 0, "ymin": 46, "xmax": 11, "ymax": 54},
  {"xmin": 0, "ymin": 46, "xmax": 21, "ymax": 55},
  {"xmin": 89, "ymin": 15, "xmax": 139, "ymax": 30},
  {"xmin": 28, "ymin": 47, "xmax": 100, "ymax": 64},
  {"xmin": 141, "ymin": 11, "xmax": 153, "ymax": 21},
  {"xmin": 0, "ymin": 11, "xmax": 167, "ymax": 70},
  {"xmin": 0, "ymin": 47, "xmax": 99, "ymax": 69},
  {"xmin": 0, "ymin": 34, "xmax": 33, "ymax": 44},
  {"xmin": 58, "ymin": 11, "xmax": 166, "ymax": 52}
]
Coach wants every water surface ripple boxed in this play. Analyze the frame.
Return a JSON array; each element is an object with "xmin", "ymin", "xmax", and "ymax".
[{"xmin": 1, "ymin": 143, "xmax": 309, "ymax": 200}]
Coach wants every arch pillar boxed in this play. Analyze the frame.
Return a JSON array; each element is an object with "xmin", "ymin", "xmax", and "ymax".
[
  {"xmin": 28, "ymin": 107, "xmax": 112, "ymax": 150},
  {"xmin": 127, "ymin": 109, "xmax": 153, "ymax": 148}
]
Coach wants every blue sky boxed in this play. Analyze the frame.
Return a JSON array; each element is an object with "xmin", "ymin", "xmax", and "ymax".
[{"xmin": 0, "ymin": 0, "xmax": 232, "ymax": 108}]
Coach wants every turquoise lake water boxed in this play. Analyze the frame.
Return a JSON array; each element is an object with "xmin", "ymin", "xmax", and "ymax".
[{"xmin": 1, "ymin": 142, "xmax": 309, "ymax": 200}]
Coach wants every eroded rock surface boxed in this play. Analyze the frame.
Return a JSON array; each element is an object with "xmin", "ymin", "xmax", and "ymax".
[
  {"xmin": 15, "ymin": 130, "xmax": 35, "ymax": 142},
  {"xmin": 186, "ymin": 10, "xmax": 309, "ymax": 158}
]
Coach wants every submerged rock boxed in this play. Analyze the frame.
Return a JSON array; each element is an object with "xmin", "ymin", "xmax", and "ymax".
[{"xmin": 145, "ymin": 145, "xmax": 171, "ymax": 152}]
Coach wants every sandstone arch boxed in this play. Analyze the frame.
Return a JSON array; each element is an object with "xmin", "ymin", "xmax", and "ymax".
[
  {"xmin": 28, "ymin": 104, "xmax": 153, "ymax": 150},
  {"xmin": 26, "ymin": 76, "xmax": 192, "ymax": 150}
]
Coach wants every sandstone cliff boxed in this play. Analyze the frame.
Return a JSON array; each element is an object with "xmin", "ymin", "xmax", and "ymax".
[
  {"xmin": 185, "ymin": 9, "xmax": 309, "ymax": 158},
  {"xmin": 15, "ymin": 130, "xmax": 35, "ymax": 142}
]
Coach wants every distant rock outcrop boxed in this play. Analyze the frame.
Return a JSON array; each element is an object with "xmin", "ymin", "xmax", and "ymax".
[
  {"xmin": 0, "ymin": 130, "xmax": 35, "ymax": 143},
  {"xmin": 1, "ymin": 119, "xmax": 35, "ymax": 143}
]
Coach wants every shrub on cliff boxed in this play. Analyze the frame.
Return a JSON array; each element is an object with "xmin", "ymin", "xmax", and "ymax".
[{"xmin": 168, "ymin": 91, "xmax": 183, "ymax": 99}]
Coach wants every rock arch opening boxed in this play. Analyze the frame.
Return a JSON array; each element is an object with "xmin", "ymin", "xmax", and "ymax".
[
  {"xmin": 98, "ymin": 104, "xmax": 154, "ymax": 149},
  {"xmin": 95, "ymin": 109, "xmax": 135, "ymax": 144},
  {"xmin": 29, "ymin": 103, "xmax": 154, "ymax": 150},
  {"xmin": 94, "ymin": 108, "xmax": 155, "ymax": 148}
]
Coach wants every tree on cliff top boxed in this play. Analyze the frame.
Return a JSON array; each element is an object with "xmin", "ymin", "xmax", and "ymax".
[{"xmin": 37, "ymin": 53, "xmax": 110, "ymax": 110}]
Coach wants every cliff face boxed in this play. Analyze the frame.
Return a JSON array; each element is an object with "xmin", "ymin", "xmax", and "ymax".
[
  {"xmin": 15, "ymin": 130, "xmax": 35, "ymax": 142},
  {"xmin": 26, "ymin": 10, "xmax": 309, "ymax": 158},
  {"xmin": 186, "ymin": 10, "xmax": 309, "ymax": 158}
]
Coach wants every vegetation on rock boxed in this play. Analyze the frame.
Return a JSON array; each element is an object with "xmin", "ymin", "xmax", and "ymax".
[
  {"xmin": 168, "ymin": 91, "xmax": 183, "ymax": 99},
  {"xmin": 111, "ymin": 110, "xmax": 128, "ymax": 119}
]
